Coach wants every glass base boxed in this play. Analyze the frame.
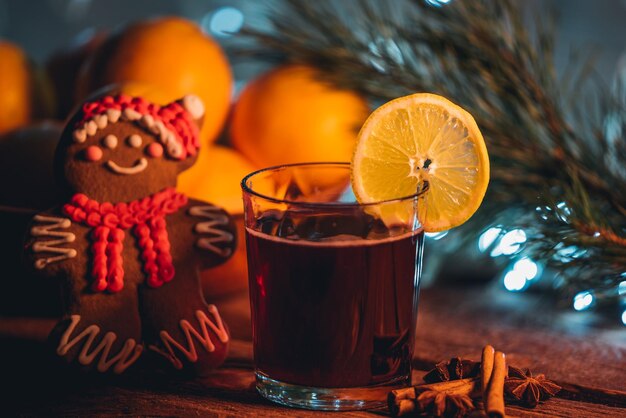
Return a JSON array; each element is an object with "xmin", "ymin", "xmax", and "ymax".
[{"xmin": 255, "ymin": 371, "xmax": 409, "ymax": 411}]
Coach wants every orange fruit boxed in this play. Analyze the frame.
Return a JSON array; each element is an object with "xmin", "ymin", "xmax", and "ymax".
[
  {"xmin": 76, "ymin": 16, "xmax": 232, "ymax": 144},
  {"xmin": 351, "ymin": 93, "xmax": 490, "ymax": 232},
  {"xmin": 178, "ymin": 144, "xmax": 257, "ymax": 215},
  {"xmin": 0, "ymin": 41, "xmax": 55, "ymax": 134},
  {"xmin": 114, "ymin": 81, "xmax": 178, "ymax": 106},
  {"xmin": 230, "ymin": 65, "xmax": 369, "ymax": 167},
  {"xmin": 77, "ymin": 81, "xmax": 178, "ymax": 107},
  {"xmin": 0, "ymin": 41, "xmax": 33, "ymax": 134}
]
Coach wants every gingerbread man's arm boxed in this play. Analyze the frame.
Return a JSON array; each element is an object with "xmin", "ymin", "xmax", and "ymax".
[
  {"xmin": 185, "ymin": 198, "xmax": 237, "ymax": 270},
  {"xmin": 25, "ymin": 208, "xmax": 78, "ymax": 277}
]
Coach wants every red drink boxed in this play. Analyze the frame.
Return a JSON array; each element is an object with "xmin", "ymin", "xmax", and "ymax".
[
  {"xmin": 242, "ymin": 163, "xmax": 425, "ymax": 410},
  {"xmin": 246, "ymin": 227, "xmax": 423, "ymax": 388}
]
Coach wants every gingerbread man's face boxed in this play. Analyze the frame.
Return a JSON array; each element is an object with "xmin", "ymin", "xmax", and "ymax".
[{"xmin": 55, "ymin": 94, "xmax": 204, "ymax": 202}]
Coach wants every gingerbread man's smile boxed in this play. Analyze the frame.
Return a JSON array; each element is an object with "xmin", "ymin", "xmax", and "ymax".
[{"xmin": 106, "ymin": 158, "xmax": 148, "ymax": 175}]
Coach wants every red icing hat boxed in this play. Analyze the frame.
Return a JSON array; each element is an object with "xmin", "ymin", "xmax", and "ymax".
[{"xmin": 73, "ymin": 94, "xmax": 204, "ymax": 160}]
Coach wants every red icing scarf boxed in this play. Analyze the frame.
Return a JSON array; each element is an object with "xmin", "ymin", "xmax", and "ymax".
[{"xmin": 63, "ymin": 187, "xmax": 188, "ymax": 293}]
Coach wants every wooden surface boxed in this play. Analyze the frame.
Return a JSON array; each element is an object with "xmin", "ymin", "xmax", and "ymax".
[{"xmin": 2, "ymin": 285, "xmax": 625, "ymax": 417}]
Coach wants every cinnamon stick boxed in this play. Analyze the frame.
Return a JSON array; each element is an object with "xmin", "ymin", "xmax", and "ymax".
[
  {"xmin": 485, "ymin": 350, "xmax": 506, "ymax": 418},
  {"xmin": 388, "ymin": 386, "xmax": 419, "ymax": 416},
  {"xmin": 481, "ymin": 345, "xmax": 495, "ymax": 408},
  {"xmin": 416, "ymin": 377, "xmax": 481, "ymax": 396}
]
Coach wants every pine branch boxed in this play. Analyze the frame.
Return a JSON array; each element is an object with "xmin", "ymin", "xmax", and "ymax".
[{"xmin": 240, "ymin": 0, "xmax": 626, "ymax": 300}]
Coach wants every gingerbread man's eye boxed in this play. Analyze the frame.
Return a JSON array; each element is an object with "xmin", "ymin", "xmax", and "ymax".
[
  {"xmin": 127, "ymin": 134, "xmax": 142, "ymax": 148},
  {"xmin": 103, "ymin": 134, "xmax": 118, "ymax": 149},
  {"xmin": 146, "ymin": 142, "xmax": 164, "ymax": 158},
  {"xmin": 84, "ymin": 145, "xmax": 103, "ymax": 162}
]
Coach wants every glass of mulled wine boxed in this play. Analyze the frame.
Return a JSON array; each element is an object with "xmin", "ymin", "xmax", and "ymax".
[{"xmin": 241, "ymin": 162, "xmax": 425, "ymax": 411}]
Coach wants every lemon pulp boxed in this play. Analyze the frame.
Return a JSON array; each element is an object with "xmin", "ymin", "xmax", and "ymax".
[{"xmin": 351, "ymin": 93, "xmax": 489, "ymax": 232}]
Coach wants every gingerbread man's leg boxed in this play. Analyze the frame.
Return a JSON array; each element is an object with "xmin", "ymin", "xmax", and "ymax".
[
  {"xmin": 139, "ymin": 203, "xmax": 236, "ymax": 376},
  {"xmin": 49, "ymin": 284, "xmax": 144, "ymax": 375},
  {"xmin": 139, "ymin": 264, "xmax": 230, "ymax": 376}
]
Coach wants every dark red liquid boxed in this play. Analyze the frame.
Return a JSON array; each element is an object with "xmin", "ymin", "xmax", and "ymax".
[{"xmin": 246, "ymin": 227, "xmax": 423, "ymax": 388}]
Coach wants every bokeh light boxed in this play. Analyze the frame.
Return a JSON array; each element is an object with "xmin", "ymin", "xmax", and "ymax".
[
  {"xmin": 513, "ymin": 257, "xmax": 539, "ymax": 280},
  {"xmin": 491, "ymin": 229, "xmax": 526, "ymax": 257},
  {"xmin": 478, "ymin": 227, "xmax": 502, "ymax": 252},
  {"xmin": 202, "ymin": 6, "xmax": 244, "ymax": 38},
  {"xmin": 425, "ymin": 231, "xmax": 448, "ymax": 240},
  {"xmin": 425, "ymin": 0, "xmax": 453, "ymax": 7},
  {"xmin": 573, "ymin": 291, "xmax": 594, "ymax": 311},
  {"xmin": 503, "ymin": 270, "xmax": 527, "ymax": 291}
]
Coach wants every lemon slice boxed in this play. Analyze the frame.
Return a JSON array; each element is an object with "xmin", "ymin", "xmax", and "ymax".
[{"xmin": 351, "ymin": 93, "xmax": 489, "ymax": 232}]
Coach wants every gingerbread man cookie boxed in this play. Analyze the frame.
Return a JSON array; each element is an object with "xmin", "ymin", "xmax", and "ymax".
[{"xmin": 25, "ymin": 93, "xmax": 236, "ymax": 375}]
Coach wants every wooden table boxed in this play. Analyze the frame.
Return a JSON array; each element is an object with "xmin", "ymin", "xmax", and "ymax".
[{"xmin": 2, "ymin": 286, "xmax": 625, "ymax": 417}]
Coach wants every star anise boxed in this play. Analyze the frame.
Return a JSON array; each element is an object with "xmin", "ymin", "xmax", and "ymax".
[
  {"xmin": 416, "ymin": 390, "xmax": 475, "ymax": 418},
  {"xmin": 423, "ymin": 357, "xmax": 480, "ymax": 383},
  {"xmin": 504, "ymin": 366, "xmax": 561, "ymax": 407}
]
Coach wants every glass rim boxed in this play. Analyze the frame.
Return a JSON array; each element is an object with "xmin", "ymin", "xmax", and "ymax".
[{"xmin": 241, "ymin": 161, "xmax": 428, "ymax": 208}]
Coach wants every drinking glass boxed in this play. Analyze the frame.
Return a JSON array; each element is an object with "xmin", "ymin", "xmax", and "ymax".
[{"xmin": 241, "ymin": 162, "xmax": 425, "ymax": 410}]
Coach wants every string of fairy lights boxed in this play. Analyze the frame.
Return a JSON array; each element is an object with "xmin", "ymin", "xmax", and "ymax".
[
  {"xmin": 481, "ymin": 229, "xmax": 623, "ymax": 325},
  {"xmin": 427, "ymin": 222, "xmax": 626, "ymax": 326}
]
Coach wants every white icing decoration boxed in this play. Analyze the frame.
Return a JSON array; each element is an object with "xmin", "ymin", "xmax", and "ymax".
[
  {"xmin": 128, "ymin": 134, "xmax": 142, "ymax": 148},
  {"xmin": 169, "ymin": 145, "xmax": 182, "ymax": 158},
  {"xmin": 151, "ymin": 120, "xmax": 165, "ymax": 137},
  {"xmin": 140, "ymin": 114, "xmax": 154, "ymax": 129},
  {"xmin": 106, "ymin": 158, "xmax": 148, "ymax": 175},
  {"xmin": 166, "ymin": 132, "xmax": 183, "ymax": 158},
  {"xmin": 94, "ymin": 114, "xmax": 108, "ymax": 129},
  {"xmin": 148, "ymin": 306, "xmax": 229, "ymax": 369},
  {"xmin": 155, "ymin": 121, "xmax": 168, "ymax": 142},
  {"xmin": 103, "ymin": 134, "xmax": 118, "ymax": 149},
  {"xmin": 188, "ymin": 206, "xmax": 234, "ymax": 257},
  {"xmin": 73, "ymin": 106, "xmax": 186, "ymax": 158},
  {"xmin": 123, "ymin": 108, "xmax": 141, "ymax": 121},
  {"xmin": 106, "ymin": 109, "xmax": 121, "ymax": 123},
  {"xmin": 31, "ymin": 215, "xmax": 77, "ymax": 269},
  {"xmin": 182, "ymin": 94, "xmax": 205, "ymax": 119},
  {"xmin": 73, "ymin": 129, "xmax": 87, "ymax": 143},
  {"xmin": 57, "ymin": 315, "xmax": 143, "ymax": 374},
  {"xmin": 85, "ymin": 120, "xmax": 98, "ymax": 136}
]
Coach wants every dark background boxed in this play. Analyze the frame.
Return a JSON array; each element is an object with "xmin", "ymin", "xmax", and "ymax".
[{"xmin": 1, "ymin": 0, "xmax": 625, "ymax": 89}]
